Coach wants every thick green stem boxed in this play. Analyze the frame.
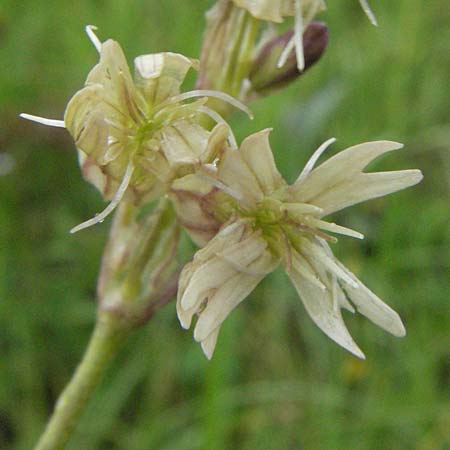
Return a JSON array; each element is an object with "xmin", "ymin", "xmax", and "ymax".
[{"xmin": 33, "ymin": 313, "xmax": 131, "ymax": 450}]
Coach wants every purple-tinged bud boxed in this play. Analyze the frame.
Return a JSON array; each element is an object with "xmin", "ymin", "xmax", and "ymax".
[{"xmin": 249, "ymin": 21, "xmax": 328, "ymax": 95}]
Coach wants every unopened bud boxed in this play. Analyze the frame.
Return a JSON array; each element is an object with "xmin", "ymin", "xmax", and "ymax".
[{"xmin": 249, "ymin": 21, "xmax": 328, "ymax": 95}]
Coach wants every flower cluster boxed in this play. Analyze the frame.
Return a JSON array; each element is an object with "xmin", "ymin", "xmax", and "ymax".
[{"xmin": 22, "ymin": 11, "xmax": 422, "ymax": 361}]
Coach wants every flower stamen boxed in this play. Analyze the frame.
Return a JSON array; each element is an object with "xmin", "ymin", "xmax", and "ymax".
[
  {"xmin": 85, "ymin": 25, "xmax": 102, "ymax": 53},
  {"xmin": 303, "ymin": 216, "xmax": 365, "ymax": 240},
  {"xmin": 195, "ymin": 172, "xmax": 244, "ymax": 203},
  {"xmin": 277, "ymin": 34, "xmax": 296, "ymax": 69},
  {"xmin": 20, "ymin": 113, "xmax": 65, "ymax": 128},
  {"xmin": 295, "ymin": 137, "xmax": 336, "ymax": 185},
  {"xmin": 359, "ymin": 0, "xmax": 378, "ymax": 26},
  {"xmin": 294, "ymin": 0, "xmax": 305, "ymax": 71},
  {"xmin": 197, "ymin": 106, "xmax": 238, "ymax": 149},
  {"xmin": 168, "ymin": 89, "xmax": 254, "ymax": 119},
  {"xmin": 70, "ymin": 161, "xmax": 135, "ymax": 234}
]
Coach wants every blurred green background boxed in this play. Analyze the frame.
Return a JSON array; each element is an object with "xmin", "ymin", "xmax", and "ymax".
[{"xmin": 0, "ymin": 0, "xmax": 449, "ymax": 449}]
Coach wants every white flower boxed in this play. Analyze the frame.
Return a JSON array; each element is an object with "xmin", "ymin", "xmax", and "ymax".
[
  {"xmin": 21, "ymin": 26, "xmax": 250, "ymax": 233},
  {"xmin": 177, "ymin": 129, "xmax": 423, "ymax": 359}
]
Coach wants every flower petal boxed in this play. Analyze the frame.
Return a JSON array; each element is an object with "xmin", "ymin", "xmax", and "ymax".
[
  {"xmin": 177, "ymin": 221, "xmax": 248, "ymax": 311},
  {"xmin": 291, "ymin": 141, "xmax": 423, "ymax": 216},
  {"xmin": 336, "ymin": 262, "xmax": 406, "ymax": 337},
  {"xmin": 201, "ymin": 327, "xmax": 220, "ymax": 360},
  {"xmin": 218, "ymin": 145, "xmax": 265, "ymax": 206},
  {"xmin": 86, "ymin": 40, "xmax": 141, "ymax": 120},
  {"xmin": 177, "ymin": 220, "xmax": 278, "ymax": 356},
  {"xmin": 194, "ymin": 251, "xmax": 276, "ymax": 342},
  {"xmin": 180, "ymin": 258, "xmax": 236, "ymax": 311},
  {"xmin": 239, "ymin": 129, "xmax": 285, "ymax": 196},
  {"xmin": 193, "ymin": 271, "xmax": 261, "ymax": 342},
  {"xmin": 233, "ymin": 0, "xmax": 293, "ymax": 22},
  {"xmin": 288, "ymin": 266, "xmax": 365, "ymax": 359},
  {"xmin": 65, "ymin": 84, "xmax": 124, "ymax": 164},
  {"xmin": 134, "ymin": 52, "xmax": 195, "ymax": 105}
]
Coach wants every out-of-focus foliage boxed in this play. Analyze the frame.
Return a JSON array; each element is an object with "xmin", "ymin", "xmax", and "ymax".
[{"xmin": 0, "ymin": 0, "xmax": 448, "ymax": 449}]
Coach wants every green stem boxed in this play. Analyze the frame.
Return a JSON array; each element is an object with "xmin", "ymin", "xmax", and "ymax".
[{"xmin": 33, "ymin": 313, "xmax": 131, "ymax": 450}]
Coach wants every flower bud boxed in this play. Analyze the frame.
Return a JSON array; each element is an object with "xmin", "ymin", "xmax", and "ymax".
[
  {"xmin": 249, "ymin": 22, "xmax": 328, "ymax": 95},
  {"xmin": 196, "ymin": 0, "xmax": 261, "ymax": 115}
]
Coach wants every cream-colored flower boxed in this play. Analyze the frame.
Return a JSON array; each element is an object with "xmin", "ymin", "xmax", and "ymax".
[
  {"xmin": 177, "ymin": 129, "xmax": 423, "ymax": 359},
  {"xmin": 232, "ymin": 0, "xmax": 377, "ymax": 70},
  {"xmin": 177, "ymin": 220, "xmax": 278, "ymax": 358},
  {"xmin": 21, "ymin": 26, "xmax": 250, "ymax": 233}
]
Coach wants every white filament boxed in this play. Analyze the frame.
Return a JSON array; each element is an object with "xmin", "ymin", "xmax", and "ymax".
[
  {"xmin": 295, "ymin": 137, "xmax": 336, "ymax": 186},
  {"xmin": 20, "ymin": 113, "xmax": 65, "ymax": 128},
  {"xmin": 197, "ymin": 106, "xmax": 238, "ymax": 150},
  {"xmin": 305, "ymin": 217, "xmax": 365, "ymax": 240},
  {"xmin": 359, "ymin": 0, "xmax": 378, "ymax": 26},
  {"xmin": 86, "ymin": 25, "xmax": 102, "ymax": 53},
  {"xmin": 196, "ymin": 172, "xmax": 243, "ymax": 202},
  {"xmin": 294, "ymin": 0, "xmax": 305, "ymax": 71},
  {"xmin": 170, "ymin": 90, "xmax": 254, "ymax": 119},
  {"xmin": 70, "ymin": 161, "xmax": 134, "ymax": 234},
  {"xmin": 277, "ymin": 35, "xmax": 295, "ymax": 69}
]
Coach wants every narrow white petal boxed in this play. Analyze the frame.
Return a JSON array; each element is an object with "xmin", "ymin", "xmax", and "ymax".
[
  {"xmin": 288, "ymin": 266, "xmax": 365, "ymax": 359},
  {"xmin": 177, "ymin": 261, "xmax": 208, "ymax": 329},
  {"xmin": 317, "ymin": 239, "xmax": 355, "ymax": 313},
  {"xmin": 289, "ymin": 251, "xmax": 326, "ymax": 291},
  {"xmin": 292, "ymin": 141, "xmax": 423, "ymax": 216},
  {"xmin": 217, "ymin": 147, "xmax": 265, "ymax": 206},
  {"xmin": 194, "ymin": 221, "xmax": 246, "ymax": 262},
  {"xmin": 239, "ymin": 129, "xmax": 284, "ymax": 195},
  {"xmin": 337, "ymin": 285, "xmax": 355, "ymax": 313},
  {"xmin": 194, "ymin": 268, "xmax": 266, "ymax": 342},
  {"xmin": 20, "ymin": 113, "xmax": 65, "ymax": 128},
  {"xmin": 180, "ymin": 259, "xmax": 235, "ymax": 310},
  {"xmin": 85, "ymin": 25, "xmax": 102, "ymax": 53},
  {"xmin": 337, "ymin": 262, "xmax": 406, "ymax": 337},
  {"xmin": 70, "ymin": 161, "xmax": 134, "ymax": 233},
  {"xmin": 301, "ymin": 239, "xmax": 358, "ymax": 287},
  {"xmin": 201, "ymin": 328, "xmax": 220, "ymax": 360},
  {"xmin": 218, "ymin": 234, "xmax": 268, "ymax": 268},
  {"xmin": 176, "ymin": 301, "xmax": 197, "ymax": 329}
]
